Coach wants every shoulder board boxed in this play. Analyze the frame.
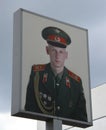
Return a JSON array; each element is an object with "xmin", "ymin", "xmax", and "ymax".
[
  {"xmin": 33, "ymin": 64, "xmax": 46, "ymax": 71},
  {"xmin": 68, "ymin": 70, "xmax": 81, "ymax": 83}
]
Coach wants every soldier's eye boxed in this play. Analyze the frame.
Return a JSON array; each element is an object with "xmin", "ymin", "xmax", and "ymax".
[{"xmin": 60, "ymin": 51, "xmax": 63, "ymax": 53}]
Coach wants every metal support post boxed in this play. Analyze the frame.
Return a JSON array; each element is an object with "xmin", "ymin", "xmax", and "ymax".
[{"xmin": 46, "ymin": 119, "xmax": 62, "ymax": 130}]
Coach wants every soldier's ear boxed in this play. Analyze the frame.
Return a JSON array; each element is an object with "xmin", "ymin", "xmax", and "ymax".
[
  {"xmin": 66, "ymin": 51, "xmax": 68, "ymax": 59},
  {"xmin": 46, "ymin": 46, "xmax": 49, "ymax": 55}
]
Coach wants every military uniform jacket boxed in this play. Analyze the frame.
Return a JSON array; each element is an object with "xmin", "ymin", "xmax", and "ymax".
[{"xmin": 25, "ymin": 63, "xmax": 87, "ymax": 121}]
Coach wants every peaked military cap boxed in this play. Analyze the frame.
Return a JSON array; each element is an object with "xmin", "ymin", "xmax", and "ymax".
[{"xmin": 42, "ymin": 26, "xmax": 71, "ymax": 48}]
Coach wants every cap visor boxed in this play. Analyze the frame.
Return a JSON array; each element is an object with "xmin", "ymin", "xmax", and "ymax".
[{"xmin": 47, "ymin": 41, "xmax": 66, "ymax": 48}]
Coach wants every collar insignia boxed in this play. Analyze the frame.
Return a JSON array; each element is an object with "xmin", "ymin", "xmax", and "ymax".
[
  {"xmin": 66, "ymin": 77, "xmax": 71, "ymax": 88},
  {"xmin": 42, "ymin": 73, "xmax": 48, "ymax": 83}
]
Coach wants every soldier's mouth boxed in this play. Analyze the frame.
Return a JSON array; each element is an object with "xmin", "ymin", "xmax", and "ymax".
[{"xmin": 55, "ymin": 60, "xmax": 60, "ymax": 63}]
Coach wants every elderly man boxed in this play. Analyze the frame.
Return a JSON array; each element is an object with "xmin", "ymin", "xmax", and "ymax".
[{"xmin": 25, "ymin": 26, "xmax": 87, "ymax": 122}]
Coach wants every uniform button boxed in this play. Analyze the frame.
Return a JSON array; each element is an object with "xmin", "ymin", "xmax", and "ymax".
[
  {"xmin": 57, "ymin": 106, "xmax": 60, "ymax": 110},
  {"xmin": 56, "ymin": 83, "xmax": 60, "ymax": 86}
]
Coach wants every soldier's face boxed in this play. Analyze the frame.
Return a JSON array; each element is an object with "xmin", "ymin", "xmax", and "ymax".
[{"xmin": 46, "ymin": 45, "xmax": 68, "ymax": 68}]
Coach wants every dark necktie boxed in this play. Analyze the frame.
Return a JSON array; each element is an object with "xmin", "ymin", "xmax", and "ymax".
[{"xmin": 55, "ymin": 75, "xmax": 60, "ymax": 97}]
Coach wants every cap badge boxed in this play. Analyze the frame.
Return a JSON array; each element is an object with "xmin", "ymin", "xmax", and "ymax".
[{"xmin": 55, "ymin": 36, "xmax": 60, "ymax": 42}]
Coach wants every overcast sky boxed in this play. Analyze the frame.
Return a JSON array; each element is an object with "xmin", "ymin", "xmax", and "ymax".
[{"xmin": 0, "ymin": 0, "xmax": 106, "ymax": 130}]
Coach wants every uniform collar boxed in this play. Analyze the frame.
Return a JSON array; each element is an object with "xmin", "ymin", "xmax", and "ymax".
[
  {"xmin": 46, "ymin": 63, "xmax": 68, "ymax": 75},
  {"xmin": 47, "ymin": 63, "xmax": 65, "ymax": 78}
]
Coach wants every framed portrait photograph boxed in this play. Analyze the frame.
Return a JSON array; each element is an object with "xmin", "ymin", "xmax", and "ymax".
[{"xmin": 11, "ymin": 8, "xmax": 92, "ymax": 128}]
